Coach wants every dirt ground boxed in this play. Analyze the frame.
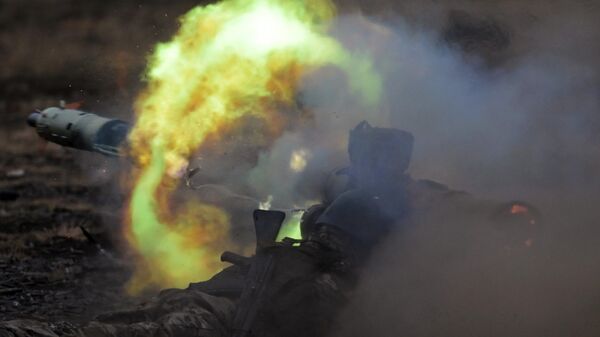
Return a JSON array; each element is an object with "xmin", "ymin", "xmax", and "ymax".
[
  {"xmin": 0, "ymin": 124, "xmax": 137, "ymax": 323},
  {"xmin": 0, "ymin": 0, "xmax": 207, "ymax": 323}
]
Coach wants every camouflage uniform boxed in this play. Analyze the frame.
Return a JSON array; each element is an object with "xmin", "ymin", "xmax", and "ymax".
[{"xmin": 0, "ymin": 232, "xmax": 362, "ymax": 337}]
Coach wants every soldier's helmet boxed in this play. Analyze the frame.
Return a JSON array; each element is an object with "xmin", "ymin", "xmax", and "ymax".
[
  {"xmin": 348, "ymin": 121, "xmax": 414, "ymax": 183},
  {"xmin": 321, "ymin": 121, "xmax": 415, "ymax": 202}
]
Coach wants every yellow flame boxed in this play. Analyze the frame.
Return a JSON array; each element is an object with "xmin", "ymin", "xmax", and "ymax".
[
  {"xmin": 126, "ymin": 0, "xmax": 381, "ymax": 292},
  {"xmin": 289, "ymin": 148, "xmax": 310, "ymax": 172}
]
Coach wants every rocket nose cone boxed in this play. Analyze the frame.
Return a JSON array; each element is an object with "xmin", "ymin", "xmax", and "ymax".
[{"xmin": 27, "ymin": 112, "xmax": 41, "ymax": 127}]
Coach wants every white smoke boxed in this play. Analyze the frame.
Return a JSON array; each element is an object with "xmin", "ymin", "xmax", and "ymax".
[{"xmin": 224, "ymin": 3, "xmax": 600, "ymax": 336}]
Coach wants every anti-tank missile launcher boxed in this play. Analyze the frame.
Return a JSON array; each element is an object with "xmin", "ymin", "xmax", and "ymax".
[{"xmin": 25, "ymin": 109, "xmax": 542, "ymax": 249}]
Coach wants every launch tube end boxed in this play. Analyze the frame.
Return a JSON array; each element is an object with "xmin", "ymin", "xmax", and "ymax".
[{"xmin": 27, "ymin": 112, "xmax": 41, "ymax": 127}]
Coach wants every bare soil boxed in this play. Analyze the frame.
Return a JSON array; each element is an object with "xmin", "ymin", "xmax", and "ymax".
[
  {"xmin": 0, "ymin": 135, "xmax": 137, "ymax": 323},
  {"xmin": 0, "ymin": 0, "xmax": 206, "ymax": 323}
]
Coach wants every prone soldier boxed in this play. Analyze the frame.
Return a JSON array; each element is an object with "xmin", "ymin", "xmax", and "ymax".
[
  {"xmin": 2, "ymin": 113, "xmax": 540, "ymax": 337},
  {"xmin": 1, "ymin": 118, "xmax": 416, "ymax": 337}
]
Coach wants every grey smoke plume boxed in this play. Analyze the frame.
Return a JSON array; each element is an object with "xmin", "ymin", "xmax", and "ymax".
[
  {"xmin": 215, "ymin": 1, "xmax": 600, "ymax": 335},
  {"xmin": 247, "ymin": 6, "xmax": 600, "ymax": 204}
]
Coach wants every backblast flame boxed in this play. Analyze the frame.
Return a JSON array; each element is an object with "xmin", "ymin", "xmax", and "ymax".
[{"xmin": 125, "ymin": 0, "xmax": 382, "ymax": 292}]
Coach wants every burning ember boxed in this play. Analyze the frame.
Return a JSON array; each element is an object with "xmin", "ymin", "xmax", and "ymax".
[
  {"xmin": 125, "ymin": 0, "xmax": 382, "ymax": 292},
  {"xmin": 510, "ymin": 204, "xmax": 529, "ymax": 215},
  {"xmin": 509, "ymin": 203, "xmax": 537, "ymax": 225}
]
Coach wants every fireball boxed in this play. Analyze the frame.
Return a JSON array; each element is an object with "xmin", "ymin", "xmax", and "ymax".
[{"xmin": 125, "ymin": 0, "xmax": 381, "ymax": 292}]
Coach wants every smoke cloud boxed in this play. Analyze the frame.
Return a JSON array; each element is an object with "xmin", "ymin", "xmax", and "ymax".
[
  {"xmin": 302, "ymin": 2, "xmax": 600, "ymax": 336},
  {"xmin": 189, "ymin": 0, "xmax": 600, "ymax": 335}
]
